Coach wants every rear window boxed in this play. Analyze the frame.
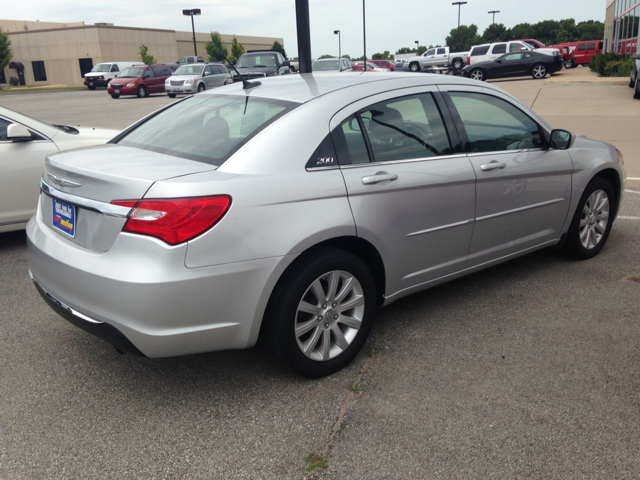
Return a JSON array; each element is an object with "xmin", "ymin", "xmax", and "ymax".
[
  {"xmin": 117, "ymin": 95, "xmax": 297, "ymax": 166},
  {"xmin": 471, "ymin": 45, "xmax": 490, "ymax": 56}
]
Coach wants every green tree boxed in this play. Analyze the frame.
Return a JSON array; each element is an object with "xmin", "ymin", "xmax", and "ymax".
[
  {"xmin": 446, "ymin": 24, "xmax": 483, "ymax": 52},
  {"xmin": 507, "ymin": 23, "xmax": 534, "ymax": 41},
  {"xmin": 576, "ymin": 20, "xmax": 604, "ymax": 41},
  {"xmin": 531, "ymin": 20, "xmax": 561, "ymax": 45},
  {"xmin": 139, "ymin": 44, "xmax": 156, "ymax": 65},
  {"xmin": 0, "ymin": 27, "xmax": 12, "ymax": 86},
  {"xmin": 229, "ymin": 36, "xmax": 245, "ymax": 64},
  {"xmin": 396, "ymin": 47, "xmax": 414, "ymax": 54},
  {"xmin": 319, "ymin": 54, "xmax": 336, "ymax": 59},
  {"xmin": 206, "ymin": 31, "xmax": 229, "ymax": 62},
  {"xmin": 271, "ymin": 40, "xmax": 287, "ymax": 60},
  {"xmin": 482, "ymin": 23, "xmax": 509, "ymax": 43},
  {"xmin": 342, "ymin": 54, "xmax": 351, "ymax": 60},
  {"xmin": 417, "ymin": 46, "xmax": 427, "ymax": 55},
  {"xmin": 372, "ymin": 50, "xmax": 390, "ymax": 59}
]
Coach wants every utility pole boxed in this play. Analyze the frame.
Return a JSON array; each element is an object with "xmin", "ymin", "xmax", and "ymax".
[{"xmin": 488, "ymin": 10, "xmax": 500, "ymax": 25}]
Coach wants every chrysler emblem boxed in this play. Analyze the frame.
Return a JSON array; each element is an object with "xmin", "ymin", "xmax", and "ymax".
[{"xmin": 47, "ymin": 173, "xmax": 81, "ymax": 188}]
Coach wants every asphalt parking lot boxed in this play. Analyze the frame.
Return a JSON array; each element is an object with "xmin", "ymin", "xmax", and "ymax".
[{"xmin": 1, "ymin": 70, "xmax": 639, "ymax": 479}]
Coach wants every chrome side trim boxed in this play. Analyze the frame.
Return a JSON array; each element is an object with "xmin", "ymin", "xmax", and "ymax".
[
  {"xmin": 475, "ymin": 198, "xmax": 566, "ymax": 222},
  {"xmin": 29, "ymin": 272, "xmax": 104, "ymax": 324},
  {"xmin": 407, "ymin": 219, "xmax": 474, "ymax": 237},
  {"xmin": 305, "ymin": 165, "xmax": 341, "ymax": 172},
  {"xmin": 339, "ymin": 153, "xmax": 469, "ymax": 169},
  {"xmin": 40, "ymin": 179, "xmax": 132, "ymax": 218}
]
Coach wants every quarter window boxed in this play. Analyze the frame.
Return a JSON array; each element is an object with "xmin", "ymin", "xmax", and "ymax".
[{"xmin": 448, "ymin": 92, "xmax": 543, "ymax": 153}]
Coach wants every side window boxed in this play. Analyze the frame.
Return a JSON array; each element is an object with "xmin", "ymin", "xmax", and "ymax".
[
  {"xmin": 509, "ymin": 42, "xmax": 524, "ymax": 52},
  {"xmin": 586, "ymin": 42, "xmax": 596, "ymax": 50},
  {"xmin": 448, "ymin": 92, "xmax": 543, "ymax": 153},
  {"xmin": 578, "ymin": 43, "xmax": 586, "ymax": 51},
  {"xmin": 471, "ymin": 45, "xmax": 490, "ymax": 56},
  {"xmin": 503, "ymin": 53, "xmax": 522, "ymax": 61},
  {"xmin": 333, "ymin": 115, "xmax": 370, "ymax": 164},
  {"xmin": 204, "ymin": 66, "xmax": 212, "ymax": 75},
  {"xmin": 219, "ymin": 65, "xmax": 228, "ymax": 74},
  {"xmin": 492, "ymin": 44, "xmax": 507, "ymax": 55},
  {"xmin": 357, "ymin": 93, "xmax": 452, "ymax": 163},
  {"xmin": 425, "ymin": 49, "xmax": 436, "ymax": 56},
  {"xmin": 111, "ymin": 65, "xmax": 119, "ymax": 72},
  {"xmin": 144, "ymin": 68, "xmax": 154, "ymax": 78},
  {"xmin": 0, "ymin": 118, "xmax": 11, "ymax": 141},
  {"xmin": 437, "ymin": 48, "xmax": 446, "ymax": 55}
]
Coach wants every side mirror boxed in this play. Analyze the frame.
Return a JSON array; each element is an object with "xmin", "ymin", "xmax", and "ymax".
[
  {"xmin": 203, "ymin": 71, "xmax": 209, "ymax": 76},
  {"xmin": 281, "ymin": 60, "xmax": 290, "ymax": 67},
  {"xmin": 549, "ymin": 129, "xmax": 574, "ymax": 149},
  {"xmin": 6, "ymin": 123, "xmax": 32, "ymax": 142}
]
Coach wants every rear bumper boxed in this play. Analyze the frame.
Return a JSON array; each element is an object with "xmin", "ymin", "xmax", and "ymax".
[{"xmin": 27, "ymin": 205, "xmax": 292, "ymax": 358}]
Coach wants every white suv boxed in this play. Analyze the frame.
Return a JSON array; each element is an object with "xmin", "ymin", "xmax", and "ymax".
[{"xmin": 468, "ymin": 41, "xmax": 562, "ymax": 66}]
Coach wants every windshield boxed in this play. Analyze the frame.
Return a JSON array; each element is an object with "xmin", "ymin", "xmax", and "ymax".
[
  {"xmin": 236, "ymin": 54, "xmax": 278, "ymax": 68},
  {"xmin": 312, "ymin": 60, "xmax": 340, "ymax": 71},
  {"xmin": 118, "ymin": 67, "xmax": 144, "ymax": 78},
  {"xmin": 91, "ymin": 64, "xmax": 112, "ymax": 72},
  {"xmin": 118, "ymin": 95, "xmax": 297, "ymax": 166},
  {"xmin": 175, "ymin": 65, "xmax": 204, "ymax": 75}
]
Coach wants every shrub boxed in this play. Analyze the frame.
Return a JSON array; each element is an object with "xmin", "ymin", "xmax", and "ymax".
[
  {"xmin": 590, "ymin": 52, "xmax": 630, "ymax": 76},
  {"xmin": 9, "ymin": 76, "xmax": 18, "ymax": 86}
]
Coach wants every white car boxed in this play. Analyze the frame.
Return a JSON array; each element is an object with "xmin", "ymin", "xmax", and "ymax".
[{"xmin": 0, "ymin": 106, "xmax": 118, "ymax": 232}]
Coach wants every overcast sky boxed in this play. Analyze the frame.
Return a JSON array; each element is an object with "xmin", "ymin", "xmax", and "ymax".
[{"xmin": 3, "ymin": 0, "xmax": 607, "ymax": 58}]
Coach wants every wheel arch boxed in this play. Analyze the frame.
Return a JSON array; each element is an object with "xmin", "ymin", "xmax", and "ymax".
[{"xmin": 593, "ymin": 168, "xmax": 622, "ymax": 216}]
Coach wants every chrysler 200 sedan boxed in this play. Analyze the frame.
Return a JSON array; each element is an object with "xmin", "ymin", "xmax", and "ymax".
[{"xmin": 27, "ymin": 73, "xmax": 626, "ymax": 377}]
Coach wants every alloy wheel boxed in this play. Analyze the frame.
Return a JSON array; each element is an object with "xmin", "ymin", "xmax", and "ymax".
[
  {"xmin": 532, "ymin": 65, "xmax": 546, "ymax": 78},
  {"xmin": 579, "ymin": 189, "xmax": 609, "ymax": 249},
  {"xmin": 294, "ymin": 270, "xmax": 365, "ymax": 361},
  {"xmin": 470, "ymin": 69, "xmax": 484, "ymax": 81}
]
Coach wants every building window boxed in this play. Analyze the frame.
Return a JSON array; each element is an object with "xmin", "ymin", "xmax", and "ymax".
[
  {"xmin": 0, "ymin": 69, "xmax": 5, "ymax": 84},
  {"xmin": 32, "ymin": 61, "xmax": 47, "ymax": 81}
]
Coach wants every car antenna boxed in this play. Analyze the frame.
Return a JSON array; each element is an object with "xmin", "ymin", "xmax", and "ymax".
[{"xmin": 222, "ymin": 55, "xmax": 261, "ymax": 90}]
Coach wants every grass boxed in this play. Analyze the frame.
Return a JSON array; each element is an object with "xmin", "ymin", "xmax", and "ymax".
[
  {"xmin": 0, "ymin": 85, "xmax": 86, "ymax": 94},
  {"xmin": 304, "ymin": 453, "xmax": 329, "ymax": 472}
]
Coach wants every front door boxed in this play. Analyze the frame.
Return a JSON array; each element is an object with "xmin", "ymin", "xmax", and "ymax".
[
  {"xmin": 331, "ymin": 88, "xmax": 476, "ymax": 297},
  {"xmin": 493, "ymin": 53, "xmax": 527, "ymax": 78},
  {"xmin": 441, "ymin": 88, "xmax": 572, "ymax": 267}
]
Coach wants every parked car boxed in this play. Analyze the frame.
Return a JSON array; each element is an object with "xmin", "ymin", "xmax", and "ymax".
[
  {"xmin": 467, "ymin": 41, "xmax": 561, "ymax": 66},
  {"xmin": 404, "ymin": 46, "xmax": 469, "ymax": 72},
  {"xmin": 167, "ymin": 55, "xmax": 204, "ymax": 72},
  {"xmin": 462, "ymin": 50, "xmax": 564, "ymax": 81},
  {"xmin": 27, "ymin": 73, "xmax": 626, "ymax": 378},
  {"xmin": 558, "ymin": 41, "xmax": 603, "ymax": 67},
  {"xmin": 232, "ymin": 51, "xmax": 291, "ymax": 82},
  {"xmin": 351, "ymin": 62, "xmax": 388, "ymax": 72},
  {"xmin": 630, "ymin": 53, "xmax": 640, "ymax": 99},
  {"xmin": 165, "ymin": 63, "xmax": 232, "ymax": 97},
  {"xmin": 515, "ymin": 39, "xmax": 575, "ymax": 66},
  {"xmin": 311, "ymin": 58, "xmax": 352, "ymax": 72},
  {"xmin": 84, "ymin": 62, "xmax": 145, "ymax": 90},
  {"xmin": 107, "ymin": 64, "xmax": 174, "ymax": 99},
  {"xmin": 0, "ymin": 106, "xmax": 117, "ymax": 233},
  {"xmin": 370, "ymin": 59, "xmax": 395, "ymax": 71}
]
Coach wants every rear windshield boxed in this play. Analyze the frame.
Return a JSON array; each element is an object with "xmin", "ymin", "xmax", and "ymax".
[
  {"xmin": 117, "ymin": 94, "xmax": 297, "ymax": 166},
  {"xmin": 118, "ymin": 67, "xmax": 144, "ymax": 78}
]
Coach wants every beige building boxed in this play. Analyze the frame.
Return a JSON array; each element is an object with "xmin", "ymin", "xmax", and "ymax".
[{"xmin": 0, "ymin": 19, "xmax": 283, "ymax": 86}]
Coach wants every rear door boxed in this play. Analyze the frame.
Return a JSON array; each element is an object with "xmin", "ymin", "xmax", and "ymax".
[
  {"xmin": 332, "ymin": 87, "xmax": 476, "ymax": 297},
  {"xmin": 440, "ymin": 87, "xmax": 572, "ymax": 267}
]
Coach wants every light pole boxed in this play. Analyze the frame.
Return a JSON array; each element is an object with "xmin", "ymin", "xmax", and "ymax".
[
  {"xmin": 452, "ymin": 2, "xmax": 467, "ymax": 29},
  {"xmin": 362, "ymin": 0, "xmax": 367, "ymax": 70},
  {"xmin": 334, "ymin": 30, "xmax": 341, "ymax": 59},
  {"xmin": 415, "ymin": 40, "xmax": 419, "ymax": 51},
  {"xmin": 182, "ymin": 8, "xmax": 201, "ymax": 56},
  {"xmin": 488, "ymin": 10, "xmax": 500, "ymax": 25}
]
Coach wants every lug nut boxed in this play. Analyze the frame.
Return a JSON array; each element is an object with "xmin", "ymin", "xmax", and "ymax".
[
  {"xmin": 322, "ymin": 304, "xmax": 327, "ymax": 309},
  {"xmin": 332, "ymin": 302, "xmax": 337, "ymax": 308},
  {"xmin": 334, "ymin": 314, "xmax": 338, "ymax": 319}
]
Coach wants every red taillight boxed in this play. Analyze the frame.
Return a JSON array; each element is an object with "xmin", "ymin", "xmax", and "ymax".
[
  {"xmin": 466, "ymin": 56, "xmax": 470, "ymax": 66},
  {"xmin": 112, "ymin": 196, "xmax": 231, "ymax": 245}
]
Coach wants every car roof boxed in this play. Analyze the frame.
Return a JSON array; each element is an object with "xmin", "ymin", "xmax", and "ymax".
[{"xmin": 205, "ymin": 71, "xmax": 489, "ymax": 104}]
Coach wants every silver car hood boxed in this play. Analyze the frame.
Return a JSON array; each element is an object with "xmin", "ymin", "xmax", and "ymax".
[{"xmin": 45, "ymin": 144, "xmax": 217, "ymax": 203}]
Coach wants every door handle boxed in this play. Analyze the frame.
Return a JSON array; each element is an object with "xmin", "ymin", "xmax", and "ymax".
[
  {"xmin": 480, "ymin": 161, "xmax": 507, "ymax": 171},
  {"xmin": 361, "ymin": 172, "xmax": 398, "ymax": 185}
]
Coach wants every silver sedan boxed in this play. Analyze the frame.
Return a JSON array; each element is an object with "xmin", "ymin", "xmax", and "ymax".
[
  {"xmin": 165, "ymin": 63, "xmax": 232, "ymax": 97},
  {"xmin": 27, "ymin": 73, "xmax": 626, "ymax": 377}
]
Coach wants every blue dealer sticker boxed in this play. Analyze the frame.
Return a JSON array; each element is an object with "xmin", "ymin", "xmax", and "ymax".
[{"xmin": 52, "ymin": 198, "xmax": 76, "ymax": 237}]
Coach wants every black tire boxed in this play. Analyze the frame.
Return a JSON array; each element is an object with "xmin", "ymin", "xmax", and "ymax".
[
  {"xmin": 409, "ymin": 62, "xmax": 420, "ymax": 72},
  {"xmin": 87, "ymin": 85, "xmax": 96, "ymax": 91},
  {"xmin": 263, "ymin": 247, "xmax": 376, "ymax": 378},
  {"xmin": 634, "ymin": 78, "xmax": 640, "ymax": 99},
  {"xmin": 560, "ymin": 177, "xmax": 615, "ymax": 260},
  {"xmin": 167, "ymin": 93, "xmax": 176, "ymax": 98},
  {"xmin": 469, "ymin": 68, "xmax": 485, "ymax": 81},
  {"xmin": 197, "ymin": 83, "xmax": 205, "ymax": 92},
  {"xmin": 564, "ymin": 59, "xmax": 574, "ymax": 69},
  {"xmin": 531, "ymin": 63, "xmax": 547, "ymax": 79},
  {"xmin": 452, "ymin": 58, "xmax": 463, "ymax": 70},
  {"xmin": 137, "ymin": 85, "xmax": 146, "ymax": 98},
  {"xmin": 629, "ymin": 75, "xmax": 635, "ymax": 88},
  {"xmin": 110, "ymin": 94, "xmax": 120, "ymax": 99}
]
